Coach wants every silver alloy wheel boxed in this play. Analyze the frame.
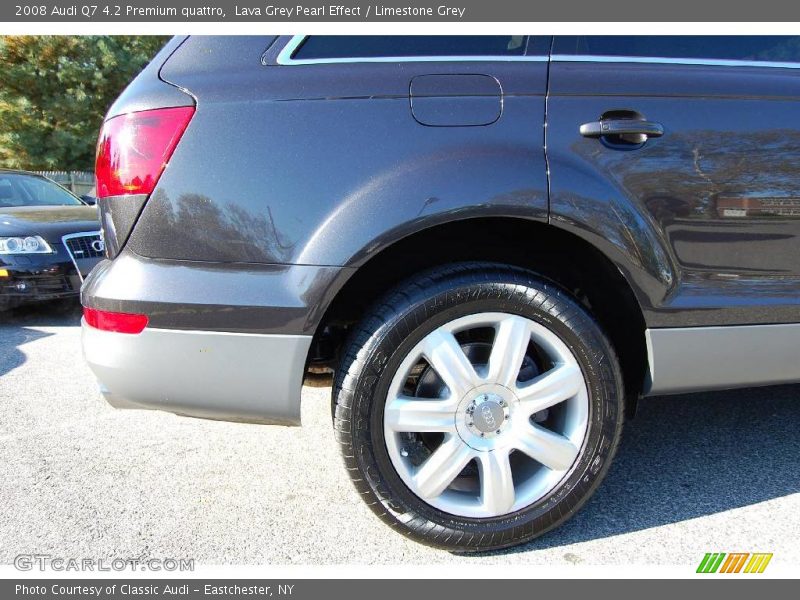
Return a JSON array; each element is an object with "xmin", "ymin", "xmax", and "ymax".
[{"xmin": 384, "ymin": 312, "xmax": 589, "ymax": 518}]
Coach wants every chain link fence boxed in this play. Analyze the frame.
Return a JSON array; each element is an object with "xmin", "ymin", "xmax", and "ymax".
[{"xmin": 31, "ymin": 171, "xmax": 95, "ymax": 197}]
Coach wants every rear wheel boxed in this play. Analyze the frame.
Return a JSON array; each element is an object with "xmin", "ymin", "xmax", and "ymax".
[{"xmin": 333, "ymin": 263, "xmax": 625, "ymax": 551}]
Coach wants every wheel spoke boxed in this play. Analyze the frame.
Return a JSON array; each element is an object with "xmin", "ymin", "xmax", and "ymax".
[
  {"xmin": 516, "ymin": 364, "xmax": 583, "ymax": 416},
  {"xmin": 421, "ymin": 329, "xmax": 480, "ymax": 399},
  {"xmin": 384, "ymin": 396, "xmax": 458, "ymax": 433},
  {"xmin": 514, "ymin": 424, "xmax": 579, "ymax": 471},
  {"xmin": 478, "ymin": 450, "xmax": 516, "ymax": 515},
  {"xmin": 412, "ymin": 436, "xmax": 474, "ymax": 499},
  {"xmin": 486, "ymin": 315, "xmax": 531, "ymax": 387},
  {"xmin": 384, "ymin": 311, "xmax": 592, "ymax": 518}
]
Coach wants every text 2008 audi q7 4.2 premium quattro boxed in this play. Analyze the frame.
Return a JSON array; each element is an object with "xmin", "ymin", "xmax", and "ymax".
[{"xmin": 82, "ymin": 36, "xmax": 800, "ymax": 551}]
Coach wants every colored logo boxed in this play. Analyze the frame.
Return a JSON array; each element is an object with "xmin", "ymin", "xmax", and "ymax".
[{"xmin": 696, "ymin": 552, "xmax": 773, "ymax": 574}]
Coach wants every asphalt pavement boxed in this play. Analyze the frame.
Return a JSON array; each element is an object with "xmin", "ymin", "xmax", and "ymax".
[{"xmin": 1, "ymin": 301, "xmax": 798, "ymax": 567}]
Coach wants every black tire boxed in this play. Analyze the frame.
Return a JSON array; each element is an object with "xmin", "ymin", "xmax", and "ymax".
[{"xmin": 333, "ymin": 262, "xmax": 624, "ymax": 552}]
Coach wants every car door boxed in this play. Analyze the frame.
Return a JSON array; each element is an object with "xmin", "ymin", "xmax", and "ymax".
[{"xmin": 546, "ymin": 36, "xmax": 800, "ymax": 329}]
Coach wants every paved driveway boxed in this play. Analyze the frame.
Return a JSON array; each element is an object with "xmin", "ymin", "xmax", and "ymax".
[{"xmin": 1, "ymin": 302, "xmax": 798, "ymax": 567}]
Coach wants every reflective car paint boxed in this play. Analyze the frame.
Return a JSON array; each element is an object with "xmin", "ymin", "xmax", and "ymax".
[
  {"xmin": 82, "ymin": 250, "xmax": 346, "ymax": 335},
  {"xmin": 87, "ymin": 35, "xmax": 800, "ymax": 338},
  {"xmin": 127, "ymin": 37, "xmax": 550, "ymax": 270},
  {"xmin": 547, "ymin": 60, "xmax": 800, "ymax": 327},
  {"xmin": 1, "ymin": 177, "xmax": 101, "ymax": 306},
  {"xmin": 1, "ymin": 205, "xmax": 99, "ymax": 240}
]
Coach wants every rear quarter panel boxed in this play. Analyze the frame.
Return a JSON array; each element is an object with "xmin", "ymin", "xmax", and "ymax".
[{"xmin": 126, "ymin": 36, "xmax": 550, "ymax": 269}]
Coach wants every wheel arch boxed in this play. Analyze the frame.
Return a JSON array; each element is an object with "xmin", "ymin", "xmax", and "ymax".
[{"xmin": 307, "ymin": 216, "xmax": 650, "ymax": 408}]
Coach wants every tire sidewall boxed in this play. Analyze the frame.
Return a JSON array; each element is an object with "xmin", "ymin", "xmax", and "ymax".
[{"xmin": 344, "ymin": 269, "xmax": 623, "ymax": 547}]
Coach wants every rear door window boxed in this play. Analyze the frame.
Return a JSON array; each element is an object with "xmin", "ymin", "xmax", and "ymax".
[{"xmin": 553, "ymin": 36, "xmax": 800, "ymax": 64}]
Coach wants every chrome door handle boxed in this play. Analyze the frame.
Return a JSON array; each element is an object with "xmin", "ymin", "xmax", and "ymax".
[{"xmin": 580, "ymin": 119, "xmax": 664, "ymax": 139}]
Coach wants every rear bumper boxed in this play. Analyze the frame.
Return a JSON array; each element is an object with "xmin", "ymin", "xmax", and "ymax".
[
  {"xmin": 82, "ymin": 320, "xmax": 311, "ymax": 425},
  {"xmin": 80, "ymin": 249, "xmax": 347, "ymax": 425}
]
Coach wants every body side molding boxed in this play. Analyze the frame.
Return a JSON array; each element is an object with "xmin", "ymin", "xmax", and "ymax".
[{"xmin": 645, "ymin": 324, "xmax": 800, "ymax": 395}]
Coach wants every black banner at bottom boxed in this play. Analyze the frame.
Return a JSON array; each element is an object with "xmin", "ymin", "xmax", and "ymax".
[{"xmin": 1, "ymin": 579, "xmax": 787, "ymax": 600}]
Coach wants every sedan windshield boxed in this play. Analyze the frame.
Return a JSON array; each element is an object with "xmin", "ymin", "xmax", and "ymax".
[{"xmin": 0, "ymin": 173, "xmax": 83, "ymax": 208}]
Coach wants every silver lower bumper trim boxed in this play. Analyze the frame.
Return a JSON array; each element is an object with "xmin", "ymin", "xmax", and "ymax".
[
  {"xmin": 82, "ymin": 320, "xmax": 311, "ymax": 425},
  {"xmin": 645, "ymin": 323, "xmax": 800, "ymax": 395}
]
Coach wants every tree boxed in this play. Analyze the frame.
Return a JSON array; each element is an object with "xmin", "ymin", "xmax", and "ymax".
[{"xmin": 0, "ymin": 36, "xmax": 169, "ymax": 171}]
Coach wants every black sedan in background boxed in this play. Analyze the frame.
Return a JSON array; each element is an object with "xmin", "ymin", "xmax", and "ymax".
[{"xmin": 0, "ymin": 170, "xmax": 102, "ymax": 311}]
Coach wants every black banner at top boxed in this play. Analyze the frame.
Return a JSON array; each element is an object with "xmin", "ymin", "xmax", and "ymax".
[{"xmin": 3, "ymin": 0, "xmax": 800, "ymax": 22}]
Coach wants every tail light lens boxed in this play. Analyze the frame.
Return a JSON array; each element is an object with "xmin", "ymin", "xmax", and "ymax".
[
  {"xmin": 95, "ymin": 106, "xmax": 195, "ymax": 199},
  {"xmin": 84, "ymin": 307, "xmax": 149, "ymax": 334}
]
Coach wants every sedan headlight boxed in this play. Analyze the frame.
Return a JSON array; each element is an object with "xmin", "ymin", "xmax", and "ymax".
[{"xmin": 0, "ymin": 235, "xmax": 54, "ymax": 255}]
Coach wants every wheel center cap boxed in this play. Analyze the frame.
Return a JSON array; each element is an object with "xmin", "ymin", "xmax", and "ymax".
[
  {"xmin": 465, "ymin": 393, "xmax": 510, "ymax": 439},
  {"xmin": 455, "ymin": 386, "xmax": 517, "ymax": 450},
  {"xmin": 469, "ymin": 396, "xmax": 504, "ymax": 433}
]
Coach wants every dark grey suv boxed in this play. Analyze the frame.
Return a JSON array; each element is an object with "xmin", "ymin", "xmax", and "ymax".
[{"xmin": 82, "ymin": 35, "xmax": 800, "ymax": 551}]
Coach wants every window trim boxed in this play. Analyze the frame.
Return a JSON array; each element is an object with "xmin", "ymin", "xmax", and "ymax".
[
  {"xmin": 276, "ymin": 35, "xmax": 546, "ymax": 65},
  {"xmin": 551, "ymin": 54, "xmax": 800, "ymax": 70}
]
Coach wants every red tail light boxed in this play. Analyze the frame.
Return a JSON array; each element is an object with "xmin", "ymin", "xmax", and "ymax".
[
  {"xmin": 95, "ymin": 106, "xmax": 195, "ymax": 199},
  {"xmin": 84, "ymin": 307, "xmax": 149, "ymax": 334}
]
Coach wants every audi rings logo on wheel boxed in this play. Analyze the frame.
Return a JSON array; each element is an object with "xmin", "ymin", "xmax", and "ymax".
[{"xmin": 480, "ymin": 404, "xmax": 497, "ymax": 429}]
